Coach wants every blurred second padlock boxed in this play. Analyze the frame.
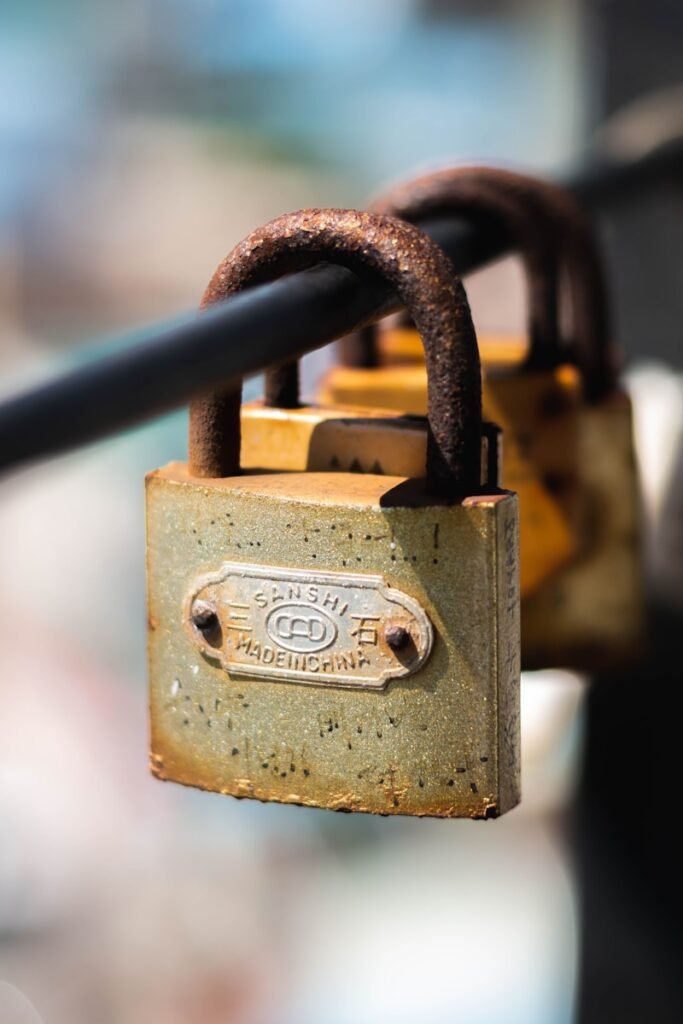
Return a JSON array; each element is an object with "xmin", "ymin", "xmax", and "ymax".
[
  {"xmin": 322, "ymin": 167, "xmax": 644, "ymax": 671},
  {"xmin": 146, "ymin": 208, "xmax": 520, "ymax": 818},
  {"xmin": 504, "ymin": 177, "xmax": 644, "ymax": 671}
]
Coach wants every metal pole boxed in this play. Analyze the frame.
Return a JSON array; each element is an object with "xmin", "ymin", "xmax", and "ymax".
[{"xmin": 0, "ymin": 139, "xmax": 682, "ymax": 474}]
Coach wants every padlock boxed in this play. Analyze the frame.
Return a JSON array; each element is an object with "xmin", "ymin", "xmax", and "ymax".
[
  {"xmin": 146, "ymin": 208, "xmax": 520, "ymax": 818},
  {"xmin": 326, "ymin": 167, "xmax": 644, "ymax": 671},
  {"xmin": 241, "ymin": 399, "xmax": 502, "ymax": 488},
  {"xmin": 319, "ymin": 168, "xmax": 583, "ymax": 601},
  {"xmin": 510, "ymin": 180, "xmax": 645, "ymax": 670}
]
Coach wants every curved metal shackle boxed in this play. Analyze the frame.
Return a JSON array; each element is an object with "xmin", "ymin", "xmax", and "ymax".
[
  {"xmin": 189, "ymin": 208, "xmax": 483, "ymax": 497},
  {"xmin": 371, "ymin": 166, "xmax": 617, "ymax": 400},
  {"xmin": 265, "ymin": 168, "xmax": 563, "ymax": 405},
  {"xmin": 504, "ymin": 173, "xmax": 616, "ymax": 402},
  {"xmin": 368, "ymin": 166, "xmax": 565, "ymax": 371}
]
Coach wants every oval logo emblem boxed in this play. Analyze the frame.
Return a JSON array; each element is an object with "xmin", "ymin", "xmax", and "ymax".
[{"xmin": 265, "ymin": 603, "xmax": 337, "ymax": 654}]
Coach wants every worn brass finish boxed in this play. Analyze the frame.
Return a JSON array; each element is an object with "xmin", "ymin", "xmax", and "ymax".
[
  {"xmin": 147, "ymin": 465, "xmax": 520, "ymax": 818},
  {"xmin": 521, "ymin": 391, "xmax": 644, "ymax": 671},
  {"xmin": 319, "ymin": 335, "xmax": 580, "ymax": 599},
  {"xmin": 483, "ymin": 363, "xmax": 581, "ymax": 597},
  {"xmin": 241, "ymin": 401, "xmax": 427, "ymax": 472},
  {"xmin": 319, "ymin": 362, "xmax": 429, "ymax": 416},
  {"xmin": 240, "ymin": 401, "xmax": 499, "ymax": 486}
]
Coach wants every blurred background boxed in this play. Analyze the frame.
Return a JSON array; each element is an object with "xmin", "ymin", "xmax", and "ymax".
[{"xmin": 1, "ymin": 1, "xmax": 682, "ymax": 1022}]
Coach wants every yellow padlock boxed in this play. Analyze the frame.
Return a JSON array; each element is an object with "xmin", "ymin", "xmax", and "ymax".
[
  {"xmin": 324, "ymin": 167, "xmax": 644, "ymax": 671},
  {"xmin": 321, "ymin": 168, "xmax": 583, "ymax": 601}
]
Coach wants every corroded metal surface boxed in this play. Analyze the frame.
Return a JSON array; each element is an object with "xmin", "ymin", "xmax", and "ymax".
[
  {"xmin": 190, "ymin": 208, "xmax": 482, "ymax": 497},
  {"xmin": 338, "ymin": 167, "xmax": 641, "ymax": 668},
  {"xmin": 262, "ymin": 170, "xmax": 563, "ymax": 402},
  {"xmin": 147, "ymin": 465, "xmax": 520, "ymax": 818},
  {"xmin": 370, "ymin": 167, "xmax": 562, "ymax": 369},
  {"xmin": 481, "ymin": 170, "xmax": 616, "ymax": 400},
  {"xmin": 366, "ymin": 166, "xmax": 617, "ymax": 396}
]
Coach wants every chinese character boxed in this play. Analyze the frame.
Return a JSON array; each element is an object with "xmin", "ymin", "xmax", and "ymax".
[{"xmin": 350, "ymin": 615, "xmax": 380, "ymax": 645}]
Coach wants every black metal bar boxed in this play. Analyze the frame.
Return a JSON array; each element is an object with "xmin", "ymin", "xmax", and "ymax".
[{"xmin": 1, "ymin": 138, "xmax": 682, "ymax": 475}]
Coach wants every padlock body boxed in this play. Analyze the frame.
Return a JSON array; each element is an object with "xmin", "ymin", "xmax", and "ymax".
[
  {"xmin": 146, "ymin": 465, "xmax": 520, "ymax": 817},
  {"xmin": 318, "ymin": 335, "xmax": 581, "ymax": 599},
  {"xmin": 241, "ymin": 401, "xmax": 500, "ymax": 487},
  {"xmin": 375, "ymin": 327, "xmax": 529, "ymax": 367},
  {"xmin": 520, "ymin": 390, "xmax": 644, "ymax": 671},
  {"xmin": 319, "ymin": 331, "xmax": 534, "ymax": 411},
  {"xmin": 319, "ymin": 363, "xmax": 429, "ymax": 415},
  {"xmin": 241, "ymin": 401, "xmax": 430, "ymax": 475}
]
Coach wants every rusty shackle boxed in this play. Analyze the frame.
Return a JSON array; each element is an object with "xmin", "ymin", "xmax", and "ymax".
[
  {"xmin": 509, "ymin": 174, "xmax": 617, "ymax": 401},
  {"xmin": 189, "ymin": 208, "xmax": 482, "ymax": 497},
  {"xmin": 369, "ymin": 166, "xmax": 567, "ymax": 372},
  {"xmin": 371, "ymin": 166, "xmax": 617, "ymax": 401},
  {"xmin": 264, "ymin": 169, "xmax": 562, "ymax": 407}
]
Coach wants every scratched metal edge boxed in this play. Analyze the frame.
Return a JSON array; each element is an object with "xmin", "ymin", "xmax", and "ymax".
[
  {"xmin": 494, "ymin": 493, "xmax": 522, "ymax": 815},
  {"xmin": 147, "ymin": 761, "xmax": 499, "ymax": 820}
]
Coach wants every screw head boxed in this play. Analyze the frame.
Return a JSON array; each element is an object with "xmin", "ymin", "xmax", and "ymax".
[
  {"xmin": 385, "ymin": 624, "xmax": 410, "ymax": 651},
  {"xmin": 191, "ymin": 600, "xmax": 219, "ymax": 633}
]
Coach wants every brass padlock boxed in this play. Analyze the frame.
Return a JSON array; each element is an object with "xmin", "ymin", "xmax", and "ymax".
[
  {"xmin": 241, "ymin": 399, "xmax": 501, "ymax": 488},
  {"xmin": 146, "ymin": 208, "xmax": 520, "ymax": 818},
  {"xmin": 321, "ymin": 169, "xmax": 583, "ymax": 601}
]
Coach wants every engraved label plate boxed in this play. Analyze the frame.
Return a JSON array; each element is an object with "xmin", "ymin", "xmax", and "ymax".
[{"xmin": 185, "ymin": 562, "xmax": 433, "ymax": 690}]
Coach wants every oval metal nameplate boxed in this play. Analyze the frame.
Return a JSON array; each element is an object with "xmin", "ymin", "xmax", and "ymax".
[{"xmin": 185, "ymin": 562, "xmax": 433, "ymax": 690}]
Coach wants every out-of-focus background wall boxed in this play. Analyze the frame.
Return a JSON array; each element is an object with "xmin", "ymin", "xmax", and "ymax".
[{"xmin": 1, "ymin": 2, "xmax": 682, "ymax": 1023}]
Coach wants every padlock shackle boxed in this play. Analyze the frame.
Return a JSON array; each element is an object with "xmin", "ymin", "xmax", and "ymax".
[
  {"xmin": 264, "ymin": 169, "xmax": 563, "ymax": 406},
  {"xmin": 369, "ymin": 167, "xmax": 617, "ymax": 401},
  {"xmin": 189, "ymin": 209, "xmax": 482, "ymax": 497},
  {"xmin": 509, "ymin": 174, "xmax": 617, "ymax": 401},
  {"xmin": 369, "ymin": 168, "xmax": 565, "ymax": 373}
]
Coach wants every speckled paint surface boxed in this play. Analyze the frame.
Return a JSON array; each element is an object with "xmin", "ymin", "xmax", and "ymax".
[{"xmin": 147, "ymin": 465, "xmax": 520, "ymax": 818}]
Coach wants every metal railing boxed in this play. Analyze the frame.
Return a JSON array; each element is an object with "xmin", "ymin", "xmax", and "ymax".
[{"xmin": 1, "ymin": 135, "xmax": 682, "ymax": 475}]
